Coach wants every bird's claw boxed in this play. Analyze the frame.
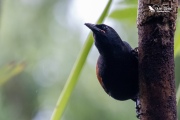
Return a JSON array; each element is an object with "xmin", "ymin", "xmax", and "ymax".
[{"xmin": 135, "ymin": 96, "xmax": 142, "ymax": 119}]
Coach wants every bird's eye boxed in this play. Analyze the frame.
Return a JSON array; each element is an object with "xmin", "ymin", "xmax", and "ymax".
[{"xmin": 102, "ymin": 25, "xmax": 108, "ymax": 30}]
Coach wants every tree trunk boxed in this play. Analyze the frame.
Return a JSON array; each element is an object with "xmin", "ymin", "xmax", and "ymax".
[{"xmin": 137, "ymin": 0, "xmax": 178, "ymax": 120}]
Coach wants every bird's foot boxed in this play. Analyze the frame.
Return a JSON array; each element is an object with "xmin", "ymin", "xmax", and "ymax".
[{"xmin": 135, "ymin": 96, "xmax": 142, "ymax": 119}]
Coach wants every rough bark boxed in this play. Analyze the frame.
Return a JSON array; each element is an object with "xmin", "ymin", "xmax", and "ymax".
[{"xmin": 137, "ymin": 0, "xmax": 178, "ymax": 120}]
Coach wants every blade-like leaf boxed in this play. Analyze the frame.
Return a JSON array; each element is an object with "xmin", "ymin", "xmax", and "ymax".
[
  {"xmin": 118, "ymin": 0, "xmax": 137, "ymax": 4},
  {"xmin": 109, "ymin": 7, "xmax": 137, "ymax": 24},
  {"xmin": 174, "ymin": 14, "xmax": 180, "ymax": 57},
  {"xmin": 177, "ymin": 84, "xmax": 180, "ymax": 105},
  {"xmin": 175, "ymin": 10, "xmax": 180, "ymax": 106},
  {"xmin": 0, "ymin": 62, "xmax": 25, "ymax": 86}
]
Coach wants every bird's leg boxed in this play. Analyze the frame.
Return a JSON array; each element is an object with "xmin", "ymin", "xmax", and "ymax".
[
  {"xmin": 134, "ymin": 95, "xmax": 144, "ymax": 119},
  {"xmin": 132, "ymin": 95, "xmax": 142, "ymax": 119},
  {"xmin": 135, "ymin": 98, "xmax": 141, "ymax": 119}
]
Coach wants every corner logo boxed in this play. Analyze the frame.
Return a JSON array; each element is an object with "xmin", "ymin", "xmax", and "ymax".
[
  {"xmin": 148, "ymin": 6, "xmax": 155, "ymax": 12},
  {"xmin": 149, "ymin": 4, "xmax": 173, "ymax": 13}
]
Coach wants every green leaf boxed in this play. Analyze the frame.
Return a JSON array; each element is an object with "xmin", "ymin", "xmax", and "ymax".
[
  {"xmin": 118, "ymin": 0, "xmax": 138, "ymax": 4},
  {"xmin": 177, "ymin": 84, "xmax": 180, "ymax": 105},
  {"xmin": 174, "ymin": 15, "xmax": 180, "ymax": 57},
  {"xmin": 175, "ymin": 10, "xmax": 180, "ymax": 106},
  {"xmin": 0, "ymin": 62, "xmax": 25, "ymax": 86},
  {"xmin": 109, "ymin": 7, "xmax": 137, "ymax": 24}
]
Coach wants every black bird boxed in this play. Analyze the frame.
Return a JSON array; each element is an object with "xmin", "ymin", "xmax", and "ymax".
[{"xmin": 85, "ymin": 23, "xmax": 139, "ymax": 101}]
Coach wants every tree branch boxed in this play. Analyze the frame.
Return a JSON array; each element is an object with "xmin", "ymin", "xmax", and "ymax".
[{"xmin": 137, "ymin": 0, "xmax": 178, "ymax": 120}]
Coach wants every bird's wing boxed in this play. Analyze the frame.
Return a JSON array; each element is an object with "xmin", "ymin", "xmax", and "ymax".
[
  {"xmin": 96, "ymin": 63, "xmax": 106, "ymax": 89},
  {"xmin": 96, "ymin": 56, "xmax": 108, "ymax": 93}
]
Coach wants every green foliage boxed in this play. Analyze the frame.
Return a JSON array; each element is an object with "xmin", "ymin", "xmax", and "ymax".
[
  {"xmin": 177, "ymin": 85, "xmax": 180, "ymax": 105},
  {"xmin": 109, "ymin": 0, "xmax": 137, "ymax": 25},
  {"xmin": 175, "ymin": 19, "xmax": 180, "ymax": 57},
  {"xmin": 175, "ymin": 11, "xmax": 180, "ymax": 106},
  {"xmin": 109, "ymin": 7, "xmax": 137, "ymax": 24},
  {"xmin": 118, "ymin": 0, "xmax": 138, "ymax": 4},
  {"xmin": 0, "ymin": 62, "xmax": 25, "ymax": 86}
]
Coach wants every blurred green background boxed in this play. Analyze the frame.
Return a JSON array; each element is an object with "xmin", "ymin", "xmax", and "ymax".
[{"xmin": 0, "ymin": 0, "xmax": 180, "ymax": 120}]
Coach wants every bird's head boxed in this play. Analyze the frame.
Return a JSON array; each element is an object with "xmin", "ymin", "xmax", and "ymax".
[
  {"xmin": 85, "ymin": 23, "xmax": 120, "ymax": 41},
  {"xmin": 85, "ymin": 23, "xmax": 123, "ymax": 56}
]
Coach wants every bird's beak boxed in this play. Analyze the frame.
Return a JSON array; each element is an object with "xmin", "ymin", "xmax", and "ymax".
[{"xmin": 85, "ymin": 23, "xmax": 105, "ymax": 33}]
